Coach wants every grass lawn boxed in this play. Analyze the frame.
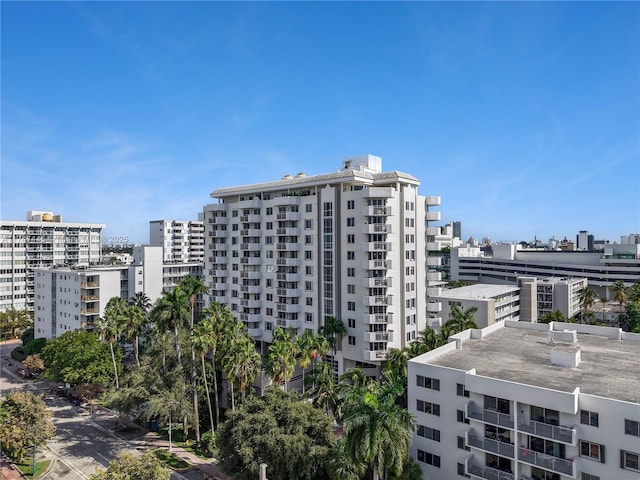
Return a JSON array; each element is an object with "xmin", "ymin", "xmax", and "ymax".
[
  {"xmin": 16, "ymin": 459, "xmax": 52, "ymax": 479},
  {"xmin": 153, "ymin": 448, "xmax": 191, "ymax": 470},
  {"xmin": 156, "ymin": 426, "xmax": 217, "ymax": 459}
]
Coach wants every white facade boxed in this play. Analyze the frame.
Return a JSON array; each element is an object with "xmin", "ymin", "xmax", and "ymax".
[
  {"xmin": 516, "ymin": 277, "xmax": 587, "ymax": 321},
  {"xmin": 150, "ymin": 220, "xmax": 205, "ymax": 263},
  {"xmin": 621, "ymin": 234, "xmax": 640, "ymax": 245},
  {"xmin": 451, "ymin": 244, "xmax": 640, "ymax": 292},
  {"xmin": 0, "ymin": 212, "xmax": 104, "ymax": 312},
  {"xmin": 408, "ymin": 321, "xmax": 640, "ymax": 480},
  {"xmin": 437, "ymin": 284, "xmax": 520, "ymax": 329},
  {"xmin": 203, "ymin": 155, "xmax": 440, "ymax": 375}
]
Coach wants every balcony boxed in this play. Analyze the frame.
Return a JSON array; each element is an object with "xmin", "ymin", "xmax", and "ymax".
[
  {"xmin": 240, "ymin": 271, "xmax": 261, "ymax": 280},
  {"xmin": 425, "ymin": 196, "xmax": 441, "ymax": 206},
  {"xmin": 275, "ymin": 212, "xmax": 299, "ymax": 221},
  {"xmin": 276, "ymin": 227, "xmax": 299, "ymax": 236},
  {"xmin": 276, "ymin": 273, "xmax": 299, "ymax": 282},
  {"xmin": 276, "ymin": 288, "xmax": 300, "ymax": 297},
  {"xmin": 467, "ymin": 402, "xmax": 514, "ymax": 429},
  {"xmin": 427, "ymin": 302, "xmax": 442, "ymax": 312},
  {"xmin": 81, "ymin": 282, "xmax": 99, "ymax": 288},
  {"xmin": 427, "ymin": 287, "xmax": 442, "ymax": 297},
  {"xmin": 276, "ymin": 258, "xmax": 300, "ymax": 267},
  {"xmin": 467, "ymin": 460, "xmax": 513, "ymax": 480},
  {"xmin": 213, "ymin": 282, "xmax": 228, "ymax": 290},
  {"xmin": 273, "ymin": 196, "xmax": 300, "ymax": 206},
  {"xmin": 426, "ymin": 272, "xmax": 442, "ymax": 282},
  {"xmin": 517, "ymin": 447, "xmax": 575, "ymax": 477},
  {"xmin": 81, "ymin": 295, "xmax": 99, "ymax": 301},
  {"xmin": 426, "ymin": 242, "xmax": 443, "ymax": 251},
  {"xmin": 240, "ymin": 285, "xmax": 261, "ymax": 294},
  {"xmin": 363, "ymin": 349, "xmax": 388, "ymax": 362},
  {"xmin": 81, "ymin": 309, "xmax": 99, "ymax": 315},
  {"xmin": 363, "ymin": 277, "xmax": 391, "ymax": 288},
  {"xmin": 240, "ymin": 243, "xmax": 262, "ymax": 251},
  {"xmin": 211, "ymin": 216, "xmax": 228, "ymax": 225},
  {"xmin": 362, "ymin": 224, "xmax": 392, "ymax": 234},
  {"xmin": 213, "ymin": 256, "xmax": 228, "ymax": 264},
  {"xmin": 363, "ymin": 331, "xmax": 394, "ymax": 342},
  {"xmin": 518, "ymin": 419, "xmax": 576, "ymax": 445},
  {"xmin": 363, "ymin": 313, "xmax": 392, "ymax": 324},
  {"xmin": 363, "ymin": 295, "xmax": 392, "ymax": 306},
  {"xmin": 276, "ymin": 319, "xmax": 300, "ymax": 329},
  {"xmin": 247, "ymin": 327, "xmax": 263, "ymax": 337},
  {"xmin": 466, "ymin": 431, "xmax": 514, "ymax": 458},
  {"xmin": 363, "ymin": 260, "xmax": 391, "ymax": 270},
  {"xmin": 426, "ymin": 211, "xmax": 441, "ymax": 221},
  {"xmin": 276, "ymin": 243, "xmax": 299, "ymax": 251},
  {"xmin": 213, "ymin": 295, "xmax": 228, "ymax": 304},
  {"xmin": 361, "ymin": 206, "xmax": 392, "ymax": 216},
  {"xmin": 240, "ymin": 214, "xmax": 262, "ymax": 223},
  {"xmin": 240, "ymin": 257, "xmax": 262, "ymax": 266},
  {"xmin": 213, "ymin": 269, "xmax": 228, "ymax": 277},
  {"xmin": 362, "ymin": 187, "xmax": 396, "ymax": 198},
  {"xmin": 276, "ymin": 303, "xmax": 300, "ymax": 313},
  {"xmin": 212, "ymin": 228, "xmax": 228, "ymax": 237}
]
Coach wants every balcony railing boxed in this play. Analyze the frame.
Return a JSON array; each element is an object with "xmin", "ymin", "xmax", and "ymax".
[
  {"xmin": 519, "ymin": 419, "xmax": 575, "ymax": 445},
  {"xmin": 517, "ymin": 447, "xmax": 574, "ymax": 477},
  {"xmin": 467, "ymin": 431, "xmax": 514, "ymax": 458},
  {"xmin": 468, "ymin": 461, "xmax": 513, "ymax": 480},
  {"xmin": 467, "ymin": 403, "xmax": 514, "ymax": 429}
]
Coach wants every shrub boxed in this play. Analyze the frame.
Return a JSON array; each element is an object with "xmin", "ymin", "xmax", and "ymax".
[
  {"xmin": 23, "ymin": 338, "xmax": 47, "ymax": 356},
  {"xmin": 21, "ymin": 328, "xmax": 34, "ymax": 345},
  {"xmin": 11, "ymin": 346, "xmax": 27, "ymax": 362}
]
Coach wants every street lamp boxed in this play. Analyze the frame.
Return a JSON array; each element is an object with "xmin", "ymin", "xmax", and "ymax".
[{"xmin": 30, "ymin": 444, "xmax": 37, "ymax": 475}]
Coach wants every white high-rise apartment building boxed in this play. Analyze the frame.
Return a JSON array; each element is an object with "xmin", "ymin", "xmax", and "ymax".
[
  {"xmin": 150, "ymin": 220, "xmax": 205, "ymax": 263},
  {"xmin": 409, "ymin": 320, "xmax": 640, "ymax": 480},
  {"xmin": 0, "ymin": 211, "xmax": 103, "ymax": 312},
  {"xmin": 203, "ymin": 155, "xmax": 441, "ymax": 375}
]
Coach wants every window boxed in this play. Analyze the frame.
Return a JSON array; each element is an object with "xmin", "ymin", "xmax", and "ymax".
[
  {"xmin": 305, "ymin": 266, "xmax": 313, "ymax": 275},
  {"xmin": 347, "ymin": 200, "xmax": 354, "ymax": 209},
  {"xmin": 347, "ymin": 234, "xmax": 355, "ymax": 243},
  {"xmin": 305, "ymin": 204, "xmax": 312, "ymax": 213},
  {"xmin": 625, "ymin": 419, "xmax": 640, "ymax": 437},
  {"xmin": 621, "ymin": 450, "xmax": 639, "ymax": 472},
  {"xmin": 417, "ymin": 425, "xmax": 440, "ymax": 442},
  {"xmin": 581, "ymin": 474, "xmax": 600, "ymax": 480},
  {"xmin": 305, "ymin": 250, "xmax": 312, "ymax": 260},
  {"xmin": 581, "ymin": 410, "xmax": 599, "ymax": 427},
  {"xmin": 266, "ymin": 279, "xmax": 273, "ymax": 287},
  {"xmin": 348, "ymin": 318, "xmax": 355, "ymax": 328},
  {"xmin": 347, "ymin": 217, "xmax": 355, "ymax": 227},
  {"xmin": 416, "ymin": 400, "xmax": 440, "ymax": 416},
  {"xmin": 305, "ymin": 281, "xmax": 313, "ymax": 291},
  {"xmin": 416, "ymin": 449, "xmax": 440, "ymax": 468},
  {"xmin": 580, "ymin": 440, "xmax": 605, "ymax": 463},
  {"xmin": 457, "ymin": 463, "xmax": 470, "ymax": 478},
  {"xmin": 456, "ymin": 383, "xmax": 470, "ymax": 397},
  {"xmin": 457, "ymin": 436, "xmax": 470, "ymax": 451},
  {"xmin": 266, "ymin": 294, "xmax": 273, "ymax": 301},
  {"xmin": 266, "ymin": 207, "xmax": 273, "ymax": 215},
  {"xmin": 266, "ymin": 222, "xmax": 273, "ymax": 230},
  {"xmin": 306, "ymin": 297, "xmax": 313, "ymax": 306},
  {"xmin": 416, "ymin": 375, "xmax": 440, "ymax": 391},
  {"xmin": 347, "ymin": 268, "xmax": 355, "ymax": 277},
  {"xmin": 348, "ymin": 336, "xmax": 356, "ymax": 345},
  {"xmin": 347, "ymin": 301, "xmax": 355, "ymax": 311},
  {"xmin": 305, "ymin": 313, "xmax": 313, "ymax": 323},
  {"xmin": 457, "ymin": 409, "xmax": 469, "ymax": 424},
  {"xmin": 347, "ymin": 284, "xmax": 355, "ymax": 294},
  {"xmin": 347, "ymin": 251, "xmax": 355, "ymax": 260},
  {"xmin": 305, "ymin": 220, "xmax": 312, "ymax": 229},
  {"xmin": 305, "ymin": 235, "xmax": 313, "ymax": 244}
]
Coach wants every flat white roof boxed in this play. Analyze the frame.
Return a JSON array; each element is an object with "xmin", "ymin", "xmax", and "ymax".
[{"xmin": 440, "ymin": 284, "xmax": 520, "ymax": 300}]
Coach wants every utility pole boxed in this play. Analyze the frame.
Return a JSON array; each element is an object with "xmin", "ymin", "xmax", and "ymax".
[{"xmin": 259, "ymin": 463, "xmax": 268, "ymax": 480}]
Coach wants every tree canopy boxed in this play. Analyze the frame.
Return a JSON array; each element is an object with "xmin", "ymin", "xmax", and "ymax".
[
  {"xmin": 217, "ymin": 387, "xmax": 334, "ymax": 480},
  {"xmin": 0, "ymin": 391, "xmax": 55, "ymax": 462},
  {"xmin": 41, "ymin": 330, "xmax": 121, "ymax": 386},
  {"xmin": 89, "ymin": 451, "xmax": 170, "ymax": 480}
]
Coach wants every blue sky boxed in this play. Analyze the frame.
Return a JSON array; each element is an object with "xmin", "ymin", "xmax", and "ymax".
[{"xmin": 2, "ymin": 2, "xmax": 638, "ymax": 244}]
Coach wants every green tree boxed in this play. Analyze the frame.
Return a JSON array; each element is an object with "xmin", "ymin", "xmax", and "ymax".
[
  {"xmin": 219, "ymin": 319, "xmax": 247, "ymax": 411},
  {"xmin": 233, "ymin": 336, "xmax": 261, "ymax": 402},
  {"xmin": 179, "ymin": 275, "xmax": 209, "ymax": 445},
  {"xmin": 538, "ymin": 310, "xmax": 569, "ymax": 324},
  {"xmin": 0, "ymin": 391, "xmax": 55, "ymax": 463},
  {"xmin": 266, "ymin": 327, "xmax": 298, "ymax": 391},
  {"xmin": 342, "ymin": 381, "xmax": 415, "ymax": 480},
  {"xmin": 99, "ymin": 297, "xmax": 128, "ymax": 389},
  {"xmin": 89, "ymin": 451, "xmax": 170, "ymax": 480},
  {"xmin": 629, "ymin": 279, "xmax": 640, "ymax": 303},
  {"xmin": 445, "ymin": 305, "xmax": 479, "ymax": 334},
  {"xmin": 327, "ymin": 439, "xmax": 366, "ymax": 480},
  {"xmin": 576, "ymin": 287, "xmax": 597, "ymax": 323},
  {"xmin": 42, "ymin": 330, "xmax": 118, "ymax": 386},
  {"xmin": 192, "ymin": 319, "xmax": 217, "ymax": 436},
  {"xmin": 122, "ymin": 304, "xmax": 146, "ymax": 368},
  {"xmin": 320, "ymin": 316, "xmax": 347, "ymax": 356},
  {"xmin": 217, "ymin": 387, "xmax": 334, "ymax": 480},
  {"xmin": 611, "ymin": 280, "xmax": 628, "ymax": 312},
  {"xmin": 151, "ymin": 287, "xmax": 190, "ymax": 365},
  {"xmin": 129, "ymin": 291, "xmax": 152, "ymax": 314},
  {"xmin": 619, "ymin": 301, "xmax": 640, "ymax": 333},
  {"xmin": 22, "ymin": 354, "xmax": 45, "ymax": 375},
  {"xmin": 0, "ymin": 308, "xmax": 32, "ymax": 340},
  {"xmin": 296, "ymin": 330, "xmax": 315, "ymax": 394},
  {"xmin": 306, "ymin": 361, "xmax": 341, "ymax": 418}
]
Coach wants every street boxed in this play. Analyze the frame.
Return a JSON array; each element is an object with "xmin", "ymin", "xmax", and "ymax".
[{"xmin": 0, "ymin": 340, "xmax": 226, "ymax": 480}]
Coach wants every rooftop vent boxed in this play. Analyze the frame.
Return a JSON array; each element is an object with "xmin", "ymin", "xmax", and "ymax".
[
  {"xmin": 282, "ymin": 174, "xmax": 293, "ymax": 180},
  {"xmin": 551, "ymin": 346, "xmax": 581, "ymax": 368},
  {"xmin": 548, "ymin": 329, "xmax": 577, "ymax": 345},
  {"xmin": 295, "ymin": 172, "xmax": 306, "ymax": 178}
]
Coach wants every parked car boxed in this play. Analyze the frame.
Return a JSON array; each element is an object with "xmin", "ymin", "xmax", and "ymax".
[{"xmin": 17, "ymin": 369, "xmax": 32, "ymax": 378}]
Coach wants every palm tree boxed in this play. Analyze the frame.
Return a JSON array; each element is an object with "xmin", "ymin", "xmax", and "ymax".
[
  {"xmin": 266, "ymin": 327, "xmax": 297, "ymax": 392},
  {"xmin": 306, "ymin": 361, "xmax": 341, "ymax": 418},
  {"xmin": 445, "ymin": 305, "xmax": 478, "ymax": 334},
  {"xmin": 598, "ymin": 295, "xmax": 608, "ymax": 324},
  {"xmin": 178, "ymin": 276, "xmax": 209, "ymax": 446},
  {"xmin": 342, "ymin": 382, "xmax": 416, "ymax": 480},
  {"xmin": 192, "ymin": 319, "xmax": 216, "ymax": 436},
  {"xmin": 577, "ymin": 287, "xmax": 598, "ymax": 324},
  {"xmin": 611, "ymin": 280, "xmax": 627, "ymax": 312},
  {"xmin": 629, "ymin": 279, "xmax": 640, "ymax": 303},
  {"xmin": 151, "ymin": 287, "xmax": 190, "ymax": 365},
  {"xmin": 219, "ymin": 319, "xmax": 246, "ymax": 411},
  {"xmin": 129, "ymin": 291, "xmax": 152, "ymax": 314},
  {"xmin": 233, "ymin": 336, "xmax": 261, "ymax": 402},
  {"xmin": 122, "ymin": 304, "xmax": 146, "ymax": 367},
  {"xmin": 320, "ymin": 316, "xmax": 347, "ymax": 356},
  {"xmin": 296, "ymin": 330, "xmax": 315, "ymax": 394},
  {"xmin": 327, "ymin": 438, "xmax": 366, "ymax": 480},
  {"xmin": 99, "ymin": 297, "xmax": 127, "ymax": 389}
]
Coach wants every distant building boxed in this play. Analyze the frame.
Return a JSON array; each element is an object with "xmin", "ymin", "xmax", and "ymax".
[
  {"xmin": 576, "ymin": 230, "xmax": 594, "ymax": 251},
  {"xmin": 150, "ymin": 220, "xmax": 205, "ymax": 263},
  {"xmin": 408, "ymin": 320, "xmax": 640, "ymax": 480},
  {"xmin": 451, "ymin": 243, "xmax": 639, "ymax": 294},
  {"xmin": 517, "ymin": 276, "xmax": 587, "ymax": 321},
  {"xmin": 435, "ymin": 284, "xmax": 520, "ymax": 329},
  {"xmin": 621, "ymin": 234, "xmax": 640, "ymax": 245},
  {"xmin": 0, "ymin": 211, "xmax": 104, "ymax": 312},
  {"xmin": 452, "ymin": 221, "xmax": 462, "ymax": 240}
]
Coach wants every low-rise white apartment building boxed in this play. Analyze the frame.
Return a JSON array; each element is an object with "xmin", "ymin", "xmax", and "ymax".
[
  {"xmin": 150, "ymin": 220, "xmax": 205, "ymax": 263},
  {"xmin": 517, "ymin": 277, "xmax": 587, "ymax": 322},
  {"xmin": 203, "ymin": 155, "xmax": 441, "ymax": 375},
  {"xmin": 436, "ymin": 284, "xmax": 520, "ymax": 329},
  {"xmin": 0, "ymin": 211, "xmax": 103, "ymax": 312},
  {"xmin": 34, "ymin": 246, "xmax": 203, "ymax": 339},
  {"xmin": 408, "ymin": 321, "xmax": 640, "ymax": 480},
  {"xmin": 451, "ymin": 243, "xmax": 639, "ymax": 294}
]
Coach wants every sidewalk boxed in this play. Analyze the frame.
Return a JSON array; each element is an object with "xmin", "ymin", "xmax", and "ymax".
[{"xmin": 0, "ymin": 454, "xmax": 25, "ymax": 480}]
